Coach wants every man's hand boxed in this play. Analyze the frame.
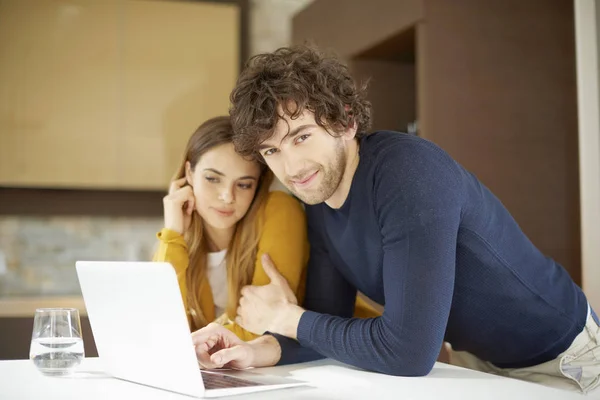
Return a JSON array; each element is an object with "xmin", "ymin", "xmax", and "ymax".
[
  {"xmin": 191, "ymin": 323, "xmax": 281, "ymax": 369},
  {"xmin": 235, "ymin": 254, "xmax": 305, "ymax": 338}
]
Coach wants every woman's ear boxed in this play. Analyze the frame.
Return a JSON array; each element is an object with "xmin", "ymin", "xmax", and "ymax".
[{"xmin": 185, "ymin": 161, "xmax": 193, "ymax": 186}]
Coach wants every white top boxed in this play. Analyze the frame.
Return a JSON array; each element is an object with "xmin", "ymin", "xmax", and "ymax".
[
  {"xmin": 207, "ymin": 249, "xmax": 228, "ymax": 317},
  {"xmin": 0, "ymin": 358, "xmax": 584, "ymax": 400}
]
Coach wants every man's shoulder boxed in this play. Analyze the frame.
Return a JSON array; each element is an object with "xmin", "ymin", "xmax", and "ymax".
[
  {"xmin": 361, "ymin": 131, "xmax": 443, "ymax": 158},
  {"xmin": 361, "ymin": 131, "xmax": 464, "ymax": 205},
  {"xmin": 361, "ymin": 130, "xmax": 422, "ymax": 143}
]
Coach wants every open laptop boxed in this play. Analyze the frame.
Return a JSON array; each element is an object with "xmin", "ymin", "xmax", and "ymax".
[{"xmin": 76, "ymin": 261, "xmax": 306, "ymax": 398}]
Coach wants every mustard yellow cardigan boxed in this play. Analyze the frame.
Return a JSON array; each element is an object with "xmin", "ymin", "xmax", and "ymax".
[{"xmin": 153, "ymin": 190, "xmax": 380, "ymax": 341}]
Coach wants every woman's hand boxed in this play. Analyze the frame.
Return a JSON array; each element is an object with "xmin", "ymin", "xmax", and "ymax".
[
  {"xmin": 192, "ymin": 323, "xmax": 281, "ymax": 369},
  {"xmin": 163, "ymin": 177, "xmax": 196, "ymax": 235}
]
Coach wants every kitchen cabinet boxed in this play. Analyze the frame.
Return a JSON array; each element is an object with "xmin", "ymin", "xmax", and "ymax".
[{"xmin": 0, "ymin": 0, "xmax": 239, "ymax": 190}]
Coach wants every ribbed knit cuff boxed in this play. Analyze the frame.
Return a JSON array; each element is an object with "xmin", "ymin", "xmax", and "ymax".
[
  {"xmin": 157, "ymin": 228, "xmax": 186, "ymax": 245},
  {"xmin": 265, "ymin": 311, "xmax": 324, "ymax": 366},
  {"xmin": 296, "ymin": 310, "xmax": 319, "ymax": 346}
]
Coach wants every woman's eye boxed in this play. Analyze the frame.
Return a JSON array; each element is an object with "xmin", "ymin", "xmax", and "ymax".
[
  {"xmin": 205, "ymin": 176, "xmax": 219, "ymax": 183},
  {"xmin": 238, "ymin": 183, "xmax": 253, "ymax": 190},
  {"xmin": 263, "ymin": 148, "xmax": 277, "ymax": 157}
]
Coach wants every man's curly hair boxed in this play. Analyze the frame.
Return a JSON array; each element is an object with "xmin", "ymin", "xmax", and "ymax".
[{"xmin": 229, "ymin": 45, "xmax": 372, "ymax": 160}]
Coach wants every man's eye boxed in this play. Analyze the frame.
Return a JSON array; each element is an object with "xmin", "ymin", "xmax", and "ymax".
[
  {"xmin": 263, "ymin": 148, "xmax": 278, "ymax": 156},
  {"xmin": 296, "ymin": 134, "xmax": 310, "ymax": 143}
]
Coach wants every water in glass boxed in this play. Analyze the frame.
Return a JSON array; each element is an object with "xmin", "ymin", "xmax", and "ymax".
[{"xmin": 30, "ymin": 308, "xmax": 85, "ymax": 376}]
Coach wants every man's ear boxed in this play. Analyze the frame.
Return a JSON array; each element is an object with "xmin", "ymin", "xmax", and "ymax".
[
  {"xmin": 185, "ymin": 161, "xmax": 193, "ymax": 186},
  {"xmin": 342, "ymin": 105, "xmax": 358, "ymax": 141},
  {"xmin": 342, "ymin": 119, "xmax": 358, "ymax": 141}
]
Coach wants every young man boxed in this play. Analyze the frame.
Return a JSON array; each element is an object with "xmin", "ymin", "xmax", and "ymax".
[{"xmin": 191, "ymin": 45, "xmax": 600, "ymax": 394}]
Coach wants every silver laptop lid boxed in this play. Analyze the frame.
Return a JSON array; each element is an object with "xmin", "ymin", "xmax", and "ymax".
[{"xmin": 76, "ymin": 261, "xmax": 205, "ymax": 397}]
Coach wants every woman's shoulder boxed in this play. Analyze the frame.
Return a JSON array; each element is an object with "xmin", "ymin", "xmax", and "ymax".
[
  {"xmin": 264, "ymin": 190, "xmax": 304, "ymax": 213},
  {"xmin": 257, "ymin": 191, "xmax": 308, "ymax": 255},
  {"xmin": 259, "ymin": 191, "xmax": 306, "ymax": 227}
]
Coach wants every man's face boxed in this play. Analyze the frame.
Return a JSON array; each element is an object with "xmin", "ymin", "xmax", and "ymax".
[{"xmin": 258, "ymin": 109, "xmax": 354, "ymax": 205}]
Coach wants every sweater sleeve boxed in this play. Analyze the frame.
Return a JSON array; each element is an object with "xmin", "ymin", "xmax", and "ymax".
[
  {"xmin": 223, "ymin": 191, "xmax": 310, "ymax": 341},
  {"xmin": 289, "ymin": 141, "xmax": 464, "ymax": 375},
  {"xmin": 152, "ymin": 228, "xmax": 190, "ymax": 311}
]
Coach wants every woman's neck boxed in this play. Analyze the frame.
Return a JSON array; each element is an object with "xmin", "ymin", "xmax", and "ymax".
[{"xmin": 204, "ymin": 224, "xmax": 234, "ymax": 252}]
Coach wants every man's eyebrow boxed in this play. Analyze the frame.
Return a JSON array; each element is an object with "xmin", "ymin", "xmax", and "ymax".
[{"xmin": 258, "ymin": 124, "xmax": 317, "ymax": 151}]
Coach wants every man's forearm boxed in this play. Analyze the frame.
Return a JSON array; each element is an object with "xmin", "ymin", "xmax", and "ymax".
[
  {"xmin": 248, "ymin": 334, "xmax": 282, "ymax": 367},
  {"xmin": 270, "ymin": 303, "xmax": 305, "ymax": 339}
]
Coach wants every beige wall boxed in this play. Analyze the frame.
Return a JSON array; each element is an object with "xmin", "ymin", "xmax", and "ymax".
[
  {"xmin": 574, "ymin": 0, "xmax": 600, "ymax": 311},
  {"xmin": 250, "ymin": 0, "xmax": 313, "ymax": 56}
]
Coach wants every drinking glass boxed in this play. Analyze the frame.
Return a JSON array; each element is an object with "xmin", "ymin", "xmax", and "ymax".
[{"xmin": 29, "ymin": 308, "xmax": 85, "ymax": 376}]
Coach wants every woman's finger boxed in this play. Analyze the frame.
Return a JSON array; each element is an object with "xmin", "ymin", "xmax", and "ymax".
[
  {"xmin": 169, "ymin": 177, "xmax": 188, "ymax": 194},
  {"xmin": 196, "ymin": 346, "xmax": 222, "ymax": 369}
]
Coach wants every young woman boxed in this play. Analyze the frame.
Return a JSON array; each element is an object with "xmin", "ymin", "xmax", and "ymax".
[{"xmin": 154, "ymin": 116, "xmax": 379, "ymax": 341}]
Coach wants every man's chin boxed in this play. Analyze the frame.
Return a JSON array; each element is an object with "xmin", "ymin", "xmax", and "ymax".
[{"xmin": 290, "ymin": 189, "xmax": 327, "ymax": 205}]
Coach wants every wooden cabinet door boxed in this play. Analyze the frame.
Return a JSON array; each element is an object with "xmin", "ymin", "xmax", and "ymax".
[
  {"xmin": 0, "ymin": 0, "xmax": 238, "ymax": 190},
  {"xmin": 0, "ymin": 0, "xmax": 120, "ymax": 188},
  {"xmin": 117, "ymin": 0, "xmax": 238, "ymax": 189}
]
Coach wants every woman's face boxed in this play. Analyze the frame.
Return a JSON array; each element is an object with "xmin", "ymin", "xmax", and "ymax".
[{"xmin": 186, "ymin": 143, "xmax": 261, "ymax": 230}]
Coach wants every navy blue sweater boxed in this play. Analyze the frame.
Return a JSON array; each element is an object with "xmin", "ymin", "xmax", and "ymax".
[{"xmin": 272, "ymin": 131, "xmax": 593, "ymax": 376}]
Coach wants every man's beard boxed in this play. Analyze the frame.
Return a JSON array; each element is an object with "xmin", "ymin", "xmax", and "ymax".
[{"xmin": 286, "ymin": 143, "xmax": 347, "ymax": 205}]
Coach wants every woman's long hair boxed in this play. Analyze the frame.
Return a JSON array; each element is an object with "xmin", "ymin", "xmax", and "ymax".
[{"xmin": 172, "ymin": 116, "xmax": 274, "ymax": 330}]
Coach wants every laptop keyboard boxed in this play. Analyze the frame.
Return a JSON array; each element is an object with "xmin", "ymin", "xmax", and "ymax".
[{"xmin": 201, "ymin": 371, "xmax": 265, "ymax": 390}]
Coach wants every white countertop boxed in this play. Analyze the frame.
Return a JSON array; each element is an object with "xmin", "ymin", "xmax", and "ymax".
[{"xmin": 0, "ymin": 357, "xmax": 588, "ymax": 400}]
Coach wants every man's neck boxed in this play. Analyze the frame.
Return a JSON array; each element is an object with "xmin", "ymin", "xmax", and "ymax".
[{"xmin": 325, "ymin": 140, "xmax": 360, "ymax": 209}]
